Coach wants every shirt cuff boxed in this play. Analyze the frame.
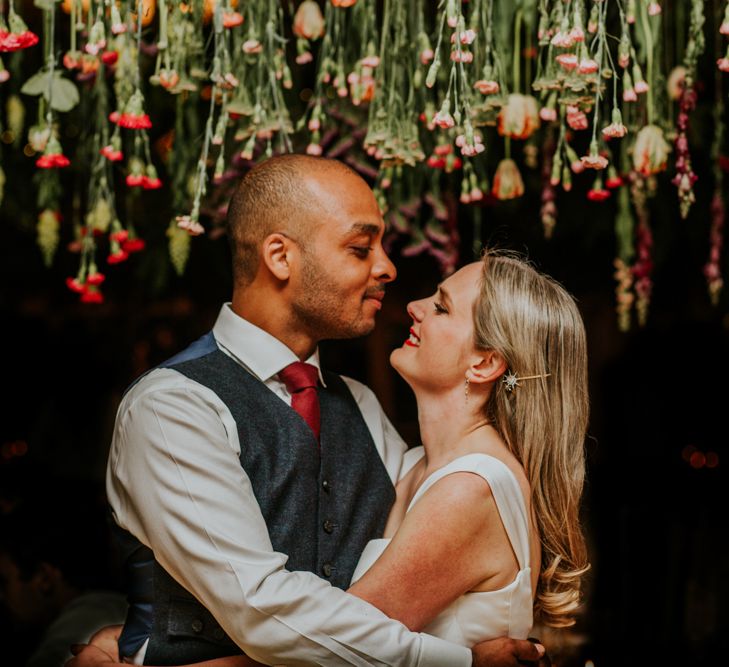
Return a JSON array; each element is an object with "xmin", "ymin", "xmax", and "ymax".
[{"xmin": 416, "ymin": 633, "xmax": 472, "ymax": 667}]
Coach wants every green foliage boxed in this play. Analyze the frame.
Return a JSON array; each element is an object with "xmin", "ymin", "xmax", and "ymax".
[{"xmin": 21, "ymin": 71, "xmax": 80, "ymax": 112}]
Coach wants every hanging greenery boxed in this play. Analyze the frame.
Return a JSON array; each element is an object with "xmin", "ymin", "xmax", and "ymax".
[{"xmin": 0, "ymin": 0, "xmax": 726, "ymax": 330}]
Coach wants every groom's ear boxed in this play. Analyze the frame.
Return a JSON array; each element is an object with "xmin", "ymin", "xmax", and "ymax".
[
  {"xmin": 465, "ymin": 350, "xmax": 507, "ymax": 385},
  {"xmin": 261, "ymin": 232, "xmax": 296, "ymax": 281}
]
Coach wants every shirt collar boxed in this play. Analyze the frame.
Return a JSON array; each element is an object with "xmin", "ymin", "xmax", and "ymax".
[{"xmin": 212, "ymin": 304, "xmax": 326, "ymax": 386}]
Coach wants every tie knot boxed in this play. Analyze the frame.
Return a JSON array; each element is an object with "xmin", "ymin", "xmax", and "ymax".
[{"xmin": 279, "ymin": 362, "xmax": 319, "ymax": 393}]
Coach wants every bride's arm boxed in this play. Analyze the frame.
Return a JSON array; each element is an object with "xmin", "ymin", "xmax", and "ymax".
[{"xmin": 347, "ymin": 471, "xmax": 501, "ymax": 632}]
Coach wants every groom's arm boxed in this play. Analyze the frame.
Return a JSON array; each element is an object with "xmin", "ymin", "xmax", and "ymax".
[{"xmin": 108, "ymin": 370, "xmax": 471, "ymax": 667}]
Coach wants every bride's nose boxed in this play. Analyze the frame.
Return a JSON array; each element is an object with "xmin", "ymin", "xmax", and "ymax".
[{"xmin": 407, "ymin": 299, "xmax": 425, "ymax": 322}]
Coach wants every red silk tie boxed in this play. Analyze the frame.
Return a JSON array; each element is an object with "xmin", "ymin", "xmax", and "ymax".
[{"xmin": 278, "ymin": 362, "xmax": 321, "ymax": 442}]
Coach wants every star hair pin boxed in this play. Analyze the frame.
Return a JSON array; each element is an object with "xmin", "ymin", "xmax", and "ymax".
[{"xmin": 502, "ymin": 371, "xmax": 551, "ymax": 392}]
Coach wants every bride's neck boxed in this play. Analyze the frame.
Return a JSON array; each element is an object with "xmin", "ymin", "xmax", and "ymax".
[{"xmin": 414, "ymin": 387, "xmax": 490, "ymax": 468}]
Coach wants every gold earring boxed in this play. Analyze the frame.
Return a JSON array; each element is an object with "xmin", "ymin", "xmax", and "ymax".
[{"xmin": 464, "ymin": 378, "xmax": 470, "ymax": 402}]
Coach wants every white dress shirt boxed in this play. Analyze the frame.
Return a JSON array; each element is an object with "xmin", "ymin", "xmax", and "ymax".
[{"xmin": 107, "ymin": 304, "xmax": 471, "ymax": 667}]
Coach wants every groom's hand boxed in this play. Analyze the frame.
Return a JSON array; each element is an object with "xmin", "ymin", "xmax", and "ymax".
[
  {"xmin": 65, "ymin": 644, "xmax": 116, "ymax": 667},
  {"xmin": 471, "ymin": 636, "xmax": 547, "ymax": 667},
  {"xmin": 84, "ymin": 624, "xmax": 122, "ymax": 661},
  {"xmin": 65, "ymin": 624, "xmax": 123, "ymax": 667}
]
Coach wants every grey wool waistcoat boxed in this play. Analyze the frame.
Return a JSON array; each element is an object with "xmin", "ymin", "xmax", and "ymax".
[{"xmin": 114, "ymin": 332, "xmax": 396, "ymax": 665}]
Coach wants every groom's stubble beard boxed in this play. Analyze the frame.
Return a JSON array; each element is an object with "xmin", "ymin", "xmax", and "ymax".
[{"xmin": 292, "ymin": 250, "xmax": 378, "ymax": 341}]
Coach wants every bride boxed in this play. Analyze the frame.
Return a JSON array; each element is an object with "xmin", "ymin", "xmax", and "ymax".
[{"xmin": 70, "ymin": 250, "xmax": 589, "ymax": 666}]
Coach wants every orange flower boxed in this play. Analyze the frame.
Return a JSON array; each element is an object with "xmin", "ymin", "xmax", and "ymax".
[
  {"xmin": 293, "ymin": 1, "xmax": 325, "ymax": 40},
  {"xmin": 200, "ymin": 0, "xmax": 239, "ymax": 24},
  {"xmin": 130, "ymin": 0, "xmax": 156, "ymax": 28},
  {"xmin": 667, "ymin": 66, "xmax": 687, "ymax": 100},
  {"xmin": 492, "ymin": 159, "xmax": 525, "ymax": 200},
  {"xmin": 222, "ymin": 12, "xmax": 244, "ymax": 29},
  {"xmin": 580, "ymin": 141, "xmax": 609, "ymax": 170},
  {"xmin": 159, "ymin": 69, "xmax": 180, "ymax": 90},
  {"xmin": 632, "ymin": 125, "xmax": 671, "ymax": 175},
  {"xmin": 497, "ymin": 94, "xmax": 540, "ymax": 140},
  {"xmin": 61, "ymin": 0, "xmax": 90, "ymax": 14},
  {"xmin": 602, "ymin": 108, "xmax": 627, "ymax": 139},
  {"xmin": 473, "ymin": 79, "xmax": 499, "ymax": 95}
]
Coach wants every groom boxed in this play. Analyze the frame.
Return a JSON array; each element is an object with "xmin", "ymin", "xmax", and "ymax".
[{"xmin": 104, "ymin": 155, "xmax": 544, "ymax": 666}]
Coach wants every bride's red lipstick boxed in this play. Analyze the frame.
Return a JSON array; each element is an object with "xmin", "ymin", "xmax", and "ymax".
[{"xmin": 404, "ymin": 328, "xmax": 420, "ymax": 347}]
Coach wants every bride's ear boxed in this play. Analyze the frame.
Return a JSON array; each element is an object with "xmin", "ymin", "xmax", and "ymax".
[{"xmin": 465, "ymin": 350, "xmax": 507, "ymax": 385}]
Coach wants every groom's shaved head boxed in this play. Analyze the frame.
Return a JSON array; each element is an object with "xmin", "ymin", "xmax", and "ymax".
[{"xmin": 227, "ymin": 154, "xmax": 366, "ymax": 286}]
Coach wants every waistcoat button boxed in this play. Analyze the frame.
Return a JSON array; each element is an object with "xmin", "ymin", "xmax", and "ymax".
[
  {"xmin": 213, "ymin": 628, "xmax": 225, "ymax": 641},
  {"xmin": 323, "ymin": 519, "xmax": 334, "ymax": 533},
  {"xmin": 191, "ymin": 619, "xmax": 204, "ymax": 633},
  {"xmin": 322, "ymin": 562, "xmax": 333, "ymax": 577},
  {"xmin": 322, "ymin": 479, "xmax": 331, "ymax": 493}
]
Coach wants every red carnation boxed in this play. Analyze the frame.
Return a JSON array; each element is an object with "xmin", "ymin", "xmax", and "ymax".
[
  {"xmin": 118, "ymin": 112, "xmax": 152, "ymax": 129},
  {"xmin": 100, "ymin": 145, "xmax": 123, "ymax": 161},
  {"xmin": 115, "ymin": 88, "xmax": 152, "ymax": 129},
  {"xmin": 107, "ymin": 249, "xmax": 129, "ymax": 264},
  {"xmin": 101, "ymin": 50, "xmax": 119, "ymax": 66},
  {"xmin": 36, "ymin": 136, "xmax": 71, "ymax": 169},
  {"xmin": 142, "ymin": 175, "xmax": 162, "ymax": 189},
  {"xmin": 122, "ymin": 238, "xmax": 146, "ymax": 253},
  {"xmin": 587, "ymin": 187, "xmax": 611, "ymax": 202},
  {"xmin": 605, "ymin": 164, "xmax": 624, "ymax": 190},
  {"xmin": 126, "ymin": 173, "xmax": 145, "ymax": 187},
  {"xmin": 86, "ymin": 271, "xmax": 106, "ymax": 286},
  {"xmin": 0, "ymin": 29, "xmax": 39, "ymax": 52},
  {"xmin": 36, "ymin": 152, "xmax": 70, "ymax": 168},
  {"xmin": 80, "ymin": 288, "xmax": 104, "ymax": 304},
  {"xmin": 1, "ymin": 11, "xmax": 39, "ymax": 52},
  {"xmin": 66, "ymin": 277, "xmax": 87, "ymax": 294}
]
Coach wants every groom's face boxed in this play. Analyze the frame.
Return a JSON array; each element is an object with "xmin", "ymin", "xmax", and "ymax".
[{"xmin": 290, "ymin": 171, "xmax": 396, "ymax": 340}]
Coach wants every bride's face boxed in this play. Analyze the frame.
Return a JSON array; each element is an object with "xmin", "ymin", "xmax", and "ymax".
[{"xmin": 391, "ymin": 262, "xmax": 482, "ymax": 392}]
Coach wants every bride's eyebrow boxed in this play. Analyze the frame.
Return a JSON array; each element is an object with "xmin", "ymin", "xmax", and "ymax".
[{"xmin": 437, "ymin": 286, "xmax": 452, "ymax": 308}]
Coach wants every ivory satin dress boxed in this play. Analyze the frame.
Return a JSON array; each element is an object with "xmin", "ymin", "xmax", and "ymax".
[{"xmin": 351, "ymin": 450, "xmax": 534, "ymax": 646}]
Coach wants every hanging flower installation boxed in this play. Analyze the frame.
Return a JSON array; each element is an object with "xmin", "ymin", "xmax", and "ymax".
[{"xmin": 0, "ymin": 0, "xmax": 727, "ymax": 329}]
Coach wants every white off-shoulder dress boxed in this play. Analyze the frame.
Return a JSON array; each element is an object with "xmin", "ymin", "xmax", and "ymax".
[{"xmin": 350, "ymin": 448, "xmax": 534, "ymax": 646}]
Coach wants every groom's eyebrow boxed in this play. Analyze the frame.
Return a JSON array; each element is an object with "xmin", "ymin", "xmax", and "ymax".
[{"xmin": 344, "ymin": 222, "xmax": 381, "ymax": 237}]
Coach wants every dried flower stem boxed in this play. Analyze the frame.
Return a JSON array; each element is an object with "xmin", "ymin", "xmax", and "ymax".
[{"xmin": 639, "ymin": 0, "xmax": 655, "ymax": 124}]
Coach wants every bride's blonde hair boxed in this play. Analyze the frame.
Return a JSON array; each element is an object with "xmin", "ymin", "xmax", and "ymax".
[{"xmin": 473, "ymin": 249, "xmax": 590, "ymax": 628}]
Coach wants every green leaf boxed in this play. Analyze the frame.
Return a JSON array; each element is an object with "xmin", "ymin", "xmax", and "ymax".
[
  {"xmin": 20, "ymin": 70, "xmax": 51, "ymax": 97},
  {"xmin": 49, "ymin": 75, "xmax": 80, "ymax": 112}
]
